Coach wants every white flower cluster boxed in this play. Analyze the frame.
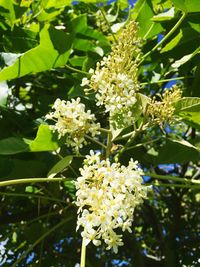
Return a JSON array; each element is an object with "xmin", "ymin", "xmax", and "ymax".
[
  {"xmin": 75, "ymin": 151, "xmax": 147, "ymax": 253},
  {"xmin": 81, "ymin": 21, "xmax": 141, "ymax": 127},
  {"xmin": 46, "ymin": 98, "xmax": 100, "ymax": 151}
]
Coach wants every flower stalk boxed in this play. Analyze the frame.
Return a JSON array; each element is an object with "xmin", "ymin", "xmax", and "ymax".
[{"xmin": 80, "ymin": 239, "xmax": 86, "ymax": 267}]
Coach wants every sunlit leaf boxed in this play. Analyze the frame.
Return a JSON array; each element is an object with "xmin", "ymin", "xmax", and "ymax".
[
  {"xmin": 0, "ymin": 25, "xmax": 73, "ymax": 81},
  {"xmin": 30, "ymin": 124, "xmax": 59, "ymax": 152},
  {"xmin": 48, "ymin": 156, "xmax": 73, "ymax": 178}
]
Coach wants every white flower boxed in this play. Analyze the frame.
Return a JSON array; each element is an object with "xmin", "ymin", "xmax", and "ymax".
[
  {"xmin": 46, "ymin": 98, "xmax": 100, "ymax": 151},
  {"xmin": 75, "ymin": 151, "xmax": 147, "ymax": 253},
  {"xmin": 81, "ymin": 21, "xmax": 141, "ymax": 127}
]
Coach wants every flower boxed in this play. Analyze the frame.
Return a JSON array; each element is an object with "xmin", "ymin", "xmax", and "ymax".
[
  {"xmin": 81, "ymin": 21, "xmax": 141, "ymax": 127},
  {"xmin": 95, "ymin": 10, "xmax": 109, "ymax": 33},
  {"xmin": 146, "ymin": 85, "xmax": 182, "ymax": 124},
  {"xmin": 46, "ymin": 98, "xmax": 100, "ymax": 151},
  {"xmin": 75, "ymin": 151, "xmax": 147, "ymax": 253}
]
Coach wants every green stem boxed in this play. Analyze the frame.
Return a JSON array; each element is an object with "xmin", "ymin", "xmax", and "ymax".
[
  {"xmin": 65, "ymin": 64, "xmax": 89, "ymax": 76},
  {"xmin": 80, "ymin": 239, "xmax": 86, "ymax": 267},
  {"xmin": 85, "ymin": 134, "xmax": 107, "ymax": 149},
  {"xmin": 0, "ymin": 192, "xmax": 65, "ymax": 203},
  {"xmin": 114, "ymin": 130, "xmax": 134, "ymax": 141},
  {"xmin": 99, "ymin": 7, "xmax": 118, "ymax": 44},
  {"xmin": 28, "ymin": 205, "xmax": 72, "ymax": 225},
  {"xmin": 106, "ymin": 130, "xmax": 112, "ymax": 158},
  {"xmin": 99, "ymin": 127, "xmax": 111, "ymax": 134},
  {"xmin": 115, "ymin": 122, "xmax": 147, "ymax": 161},
  {"xmin": 140, "ymin": 76, "xmax": 192, "ymax": 86},
  {"xmin": 143, "ymin": 23, "xmax": 155, "ymax": 40},
  {"xmin": 150, "ymin": 183, "xmax": 200, "ymax": 189},
  {"xmin": 125, "ymin": 137, "xmax": 161, "ymax": 151},
  {"xmin": 139, "ymin": 12, "xmax": 187, "ymax": 65},
  {"xmin": 27, "ymin": 211, "xmax": 59, "ymax": 225},
  {"xmin": 145, "ymin": 172, "xmax": 200, "ymax": 185},
  {"xmin": 11, "ymin": 216, "xmax": 73, "ymax": 267},
  {"xmin": 0, "ymin": 177, "xmax": 66, "ymax": 188}
]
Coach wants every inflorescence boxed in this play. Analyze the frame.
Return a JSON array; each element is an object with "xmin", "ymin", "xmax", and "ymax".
[
  {"xmin": 147, "ymin": 85, "xmax": 182, "ymax": 124},
  {"xmin": 81, "ymin": 21, "xmax": 141, "ymax": 127},
  {"xmin": 46, "ymin": 98, "xmax": 100, "ymax": 152},
  {"xmin": 75, "ymin": 151, "xmax": 147, "ymax": 253}
]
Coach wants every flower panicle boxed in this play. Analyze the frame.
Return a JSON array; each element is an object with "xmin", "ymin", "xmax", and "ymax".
[
  {"xmin": 81, "ymin": 20, "xmax": 142, "ymax": 127},
  {"xmin": 146, "ymin": 85, "xmax": 182, "ymax": 124},
  {"xmin": 75, "ymin": 150, "xmax": 147, "ymax": 253},
  {"xmin": 45, "ymin": 98, "xmax": 100, "ymax": 152}
]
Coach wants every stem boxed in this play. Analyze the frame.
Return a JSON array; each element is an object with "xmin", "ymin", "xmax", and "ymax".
[
  {"xmin": 145, "ymin": 172, "xmax": 200, "ymax": 185},
  {"xmin": 0, "ymin": 192, "xmax": 65, "ymax": 203},
  {"xmin": 11, "ymin": 216, "xmax": 73, "ymax": 267},
  {"xmin": 140, "ymin": 76, "xmax": 192, "ymax": 86},
  {"xmin": 28, "ymin": 205, "xmax": 72, "ymax": 225},
  {"xmin": 0, "ymin": 177, "xmax": 66, "ymax": 188},
  {"xmin": 139, "ymin": 12, "xmax": 187, "ymax": 65},
  {"xmin": 115, "ymin": 122, "xmax": 147, "ymax": 161},
  {"xmin": 28, "ymin": 211, "xmax": 59, "ymax": 224},
  {"xmin": 150, "ymin": 183, "xmax": 200, "ymax": 189},
  {"xmin": 99, "ymin": 127, "xmax": 111, "ymax": 134},
  {"xmin": 143, "ymin": 23, "xmax": 155, "ymax": 40},
  {"xmin": 80, "ymin": 239, "xmax": 86, "ymax": 267},
  {"xmin": 106, "ymin": 130, "xmax": 112, "ymax": 158},
  {"xmin": 99, "ymin": 7, "xmax": 118, "ymax": 44},
  {"xmin": 125, "ymin": 137, "xmax": 161, "ymax": 151},
  {"xmin": 114, "ymin": 130, "xmax": 135, "ymax": 141},
  {"xmin": 65, "ymin": 64, "xmax": 89, "ymax": 76},
  {"xmin": 85, "ymin": 134, "xmax": 107, "ymax": 149}
]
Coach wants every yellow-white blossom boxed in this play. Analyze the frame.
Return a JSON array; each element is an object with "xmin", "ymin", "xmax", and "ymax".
[
  {"xmin": 147, "ymin": 85, "xmax": 182, "ymax": 124},
  {"xmin": 46, "ymin": 98, "xmax": 100, "ymax": 151},
  {"xmin": 75, "ymin": 151, "xmax": 147, "ymax": 253},
  {"xmin": 81, "ymin": 21, "xmax": 141, "ymax": 127}
]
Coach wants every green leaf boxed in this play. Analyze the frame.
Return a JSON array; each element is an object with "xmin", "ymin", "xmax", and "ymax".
[
  {"xmin": 152, "ymin": 7, "xmax": 175, "ymax": 22},
  {"xmin": 0, "ymin": 0, "xmax": 15, "ymax": 27},
  {"xmin": 25, "ymin": 186, "xmax": 40, "ymax": 193},
  {"xmin": 37, "ymin": 8, "xmax": 64, "ymax": 22},
  {"xmin": 69, "ymin": 56, "xmax": 87, "ymax": 67},
  {"xmin": 42, "ymin": 0, "xmax": 71, "ymax": 9},
  {"xmin": 70, "ymin": 14, "xmax": 88, "ymax": 34},
  {"xmin": 137, "ymin": 93, "xmax": 151, "ymax": 113},
  {"xmin": 161, "ymin": 28, "xmax": 200, "ymax": 53},
  {"xmin": 47, "ymin": 156, "xmax": 73, "ymax": 178},
  {"xmin": 174, "ymin": 97, "xmax": 200, "ymax": 125},
  {"xmin": 0, "ymin": 137, "xmax": 29, "ymax": 155},
  {"xmin": 157, "ymin": 139, "xmax": 200, "ymax": 164},
  {"xmin": 29, "ymin": 124, "xmax": 59, "ymax": 152},
  {"xmin": 3, "ymin": 27, "xmax": 39, "ymax": 53},
  {"xmin": 0, "ymin": 25, "xmax": 73, "ymax": 81},
  {"xmin": 191, "ymin": 64, "xmax": 200, "ymax": 97},
  {"xmin": 172, "ymin": 0, "xmax": 200, "ymax": 13},
  {"xmin": 171, "ymin": 52, "xmax": 197, "ymax": 68},
  {"xmin": 118, "ymin": 0, "xmax": 129, "ymax": 9},
  {"xmin": 73, "ymin": 38, "xmax": 96, "ymax": 52},
  {"xmin": 111, "ymin": 128, "xmax": 124, "ymax": 141},
  {"xmin": 132, "ymin": 0, "xmax": 163, "ymax": 38}
]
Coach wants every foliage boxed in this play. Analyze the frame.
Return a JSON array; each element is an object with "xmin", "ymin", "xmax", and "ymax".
[{"xmin": 0, "ymin": 0, "xmax": 200, "ymax": 266}]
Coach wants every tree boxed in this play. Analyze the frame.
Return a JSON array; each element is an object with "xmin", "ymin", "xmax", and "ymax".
[{"xmin": 0, "ymin": 0, "xmax": 200, "ymax": 266}]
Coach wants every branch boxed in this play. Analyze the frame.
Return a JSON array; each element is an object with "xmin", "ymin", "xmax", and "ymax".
[
  {"xmin": 139, "ymin": 12, "xmax": 187, "ymax": 65},
  {"xmin": 11, "ymin": 216, "xmax": 73, "ymax": 267},
  {"xmin": 145, "ymin": 172, "xmax": 200, "ymax": 185},
  {"xmin": 0, "ymin": 177, "xmax": 66, "ymax": 188}
]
